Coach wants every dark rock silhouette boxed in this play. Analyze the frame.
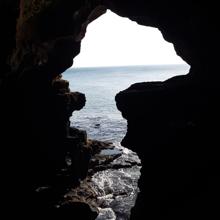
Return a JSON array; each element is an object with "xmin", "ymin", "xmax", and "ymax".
[
  {"xmin": 116, "ymin": 75, "xmax": 220, "ymax": 218},
  {"xmin": 0, "ymin": 0, "xmax": 220, "ymax": 219}
]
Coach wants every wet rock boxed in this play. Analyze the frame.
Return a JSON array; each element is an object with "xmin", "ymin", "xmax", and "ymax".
[
  {"xmin": 94, "ymin": 124, "xmax": 100, "ymax": 129},
  {"xmin": 87, "ymin": 139, "xmax": 115, "ymax": 155},
  {"xmin": 62, "ymin": 142, "xmax": 141, "ymax": 220},
  {"xmin": 96, "ymin": 208, "xmax": 116, "ymax": 220}
]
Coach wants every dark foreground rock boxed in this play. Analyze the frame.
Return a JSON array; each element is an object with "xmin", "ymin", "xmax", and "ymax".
[
  {"xmin": 33, "ymin": 141, "xmax": 141, "ymax": 220},
  {"xmin": 116, "ymin": 74, "xmax": 220, "ymax": 219}
]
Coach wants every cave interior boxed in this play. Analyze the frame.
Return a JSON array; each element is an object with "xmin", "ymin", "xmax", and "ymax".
[{"xmin": 0, "ymin": 0, "xmax": 220, "ymax": 218}]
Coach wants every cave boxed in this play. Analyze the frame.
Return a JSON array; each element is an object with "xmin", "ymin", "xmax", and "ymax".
[{"xmin": 1, "ymin": 0, "xmax": 220, "ymax": 219}]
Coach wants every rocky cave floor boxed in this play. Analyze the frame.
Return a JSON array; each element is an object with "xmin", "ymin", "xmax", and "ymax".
[{"xmin": 34, "ymin": 132, "xmax": 141, "ymax": 219}]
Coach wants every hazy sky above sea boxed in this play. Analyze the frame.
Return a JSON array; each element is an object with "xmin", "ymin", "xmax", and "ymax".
[{"xmin": 73, "ymin": 10, "xmax": 186, "ymax": 68}]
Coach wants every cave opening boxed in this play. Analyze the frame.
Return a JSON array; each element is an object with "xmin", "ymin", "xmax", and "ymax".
[
  {"xmin": 63, "ymin": 10, "xmax": 190, "ymax": 143},
  {"xmin": 62, "ymin": 10, "xmax": 190, "ymax": 219}
]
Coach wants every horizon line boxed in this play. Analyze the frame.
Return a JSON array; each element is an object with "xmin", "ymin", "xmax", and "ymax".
[{"xmin": 71, "ymin": 63, "xmax": 190, "ymax": 69}]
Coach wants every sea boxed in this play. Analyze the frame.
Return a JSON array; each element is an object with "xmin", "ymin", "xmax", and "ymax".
[
  {"xmin": 63, "ymin": 64, "xmax": 190, "ymax": 143},
  {"xmin": 63, "ymin": 65, "xmax": 189, "ymax": 219}
]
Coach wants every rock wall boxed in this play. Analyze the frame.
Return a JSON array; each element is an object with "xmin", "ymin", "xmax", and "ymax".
[
  {"xmin": 0, "ymin": 0, "xmax": 219, "ymax": 218},
  {"xmin": 0, "ymin": 0, "xmax": 102, "ymax": 217}
]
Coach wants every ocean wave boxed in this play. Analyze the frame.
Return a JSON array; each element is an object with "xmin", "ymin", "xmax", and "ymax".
[{"xmin": 91, "ymin": 144, "xmax": 141, "ymax": 220}]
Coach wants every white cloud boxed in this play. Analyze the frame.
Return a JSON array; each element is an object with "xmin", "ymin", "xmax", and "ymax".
[{"xmin": 73, "ymin": 10, "xmax": 185, "ymax": 67}]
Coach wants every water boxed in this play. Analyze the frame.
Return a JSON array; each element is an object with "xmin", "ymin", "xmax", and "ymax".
[
  {"xmin": 63, "ymin": 65, "xmax": 189, "ymax": 143},
  {"xmin": 91, "ymin": 144, "xmax": 141, "ymax": 220}
]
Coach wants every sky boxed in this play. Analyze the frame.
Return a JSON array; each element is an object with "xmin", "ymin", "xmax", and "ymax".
[{"xmin": 73, "ymin": 10, "xmax": 185, "ymax": 68}]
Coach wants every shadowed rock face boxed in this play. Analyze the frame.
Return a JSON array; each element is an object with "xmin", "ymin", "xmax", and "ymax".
[
  {"xmin": 0, "ymin": 0, "xmax": 220, "ymax": 218},
  {"xmin": 116, "ymin": 77, "xmax": 220, "ymax": 218}
]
